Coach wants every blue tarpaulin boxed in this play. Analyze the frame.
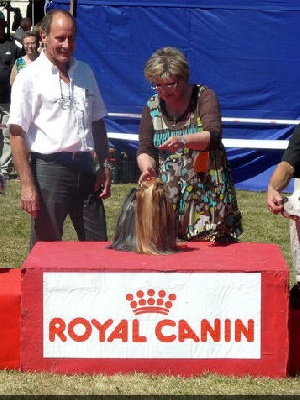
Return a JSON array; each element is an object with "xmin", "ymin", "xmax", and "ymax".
[{"xmin": 49, "ymin": 0, "xmax": 300, "ymax": 191}]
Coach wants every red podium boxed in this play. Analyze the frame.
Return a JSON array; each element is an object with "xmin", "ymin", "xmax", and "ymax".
[
  {"xmin": 21, "ymin": 241, "xmax": 289, "ymax": 377},
  {"xmin": 0, "ymin": 268, "xmax": 21, "ymax": 370}
]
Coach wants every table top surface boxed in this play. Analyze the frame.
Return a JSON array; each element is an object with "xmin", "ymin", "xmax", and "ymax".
[{"xmin": 22, "ymin": 241, "xmax": 289, "ymax": 273}]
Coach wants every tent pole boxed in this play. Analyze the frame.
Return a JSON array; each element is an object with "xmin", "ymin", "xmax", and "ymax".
[
  {"xmin": 69, "ymin": 0, "xmax": 75, "ymax": 15},
  {"xmin": 31, "ymin": 0, "xmax": 35, "ymax": 26},
  {"xmin": 6, "ymin": 1, "xmax": 10, "ymax": 35}
]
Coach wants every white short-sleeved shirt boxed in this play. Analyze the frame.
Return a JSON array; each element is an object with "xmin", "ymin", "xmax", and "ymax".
[{"xmin": 8, "ymin": 51, "xmax": 107, "ymax": 154}]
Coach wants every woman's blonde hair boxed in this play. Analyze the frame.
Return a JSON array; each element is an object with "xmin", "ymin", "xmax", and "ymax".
[{"xmin": 144, "ymin": 47, "xmax": 190, "ymax": 83}]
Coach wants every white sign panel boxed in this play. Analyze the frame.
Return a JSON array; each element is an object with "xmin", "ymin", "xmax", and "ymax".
[{"xmin": 43, "ymin": 272, "xmax": 261, "ymax": 359}]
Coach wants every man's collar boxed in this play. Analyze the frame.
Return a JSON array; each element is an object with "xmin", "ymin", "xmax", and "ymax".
[{"xmin": 40, "ymin": 49, "xmax": 77, "ymax": 73}]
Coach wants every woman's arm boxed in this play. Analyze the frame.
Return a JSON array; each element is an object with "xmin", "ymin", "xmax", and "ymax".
[
  {"xmin": 137, "ymin": 104, "xmax": 159, "ymax": 183},
  {"xmin": 159, "ymin": 87, "xmax": 222, "ymax": 151},
  {"xmin": 10, "ymin": 63, "xmax": 17, "ymax": 86}
]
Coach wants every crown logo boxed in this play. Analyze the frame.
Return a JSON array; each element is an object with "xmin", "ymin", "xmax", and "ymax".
[{"xmin": 126, "ymin": 289, "xmax": 176, "ymax": 315}]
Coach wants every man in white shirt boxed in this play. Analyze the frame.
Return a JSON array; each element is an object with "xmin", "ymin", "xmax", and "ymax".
[{"xmin": 8, "ymin": 9, "xmax": 111, "ymax": 248}]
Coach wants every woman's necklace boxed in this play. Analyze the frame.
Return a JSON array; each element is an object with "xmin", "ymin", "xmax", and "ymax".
[
  {"xmin": 164, "ymin": 85, "xmax": 192, "ymax": 127},
  {"xmin": 167, "ymin": 102, "xmax": 191, "ymax": 127},
  {"xmin": 171, "ymin": 108, "xmax": 191, "ymax": 127}
]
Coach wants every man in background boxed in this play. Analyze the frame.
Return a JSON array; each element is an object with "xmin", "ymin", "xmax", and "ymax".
[
  {"xmin": 267, "ymin": 124, "xmax": 300, "ymax": 306},
  {"xmin": 0, "ymin": 10, "xmax": 23, "ymax": 179},
  {"xmin": 15, "ymin": 17, "xmax": 32, "ymax": 43},
  {"xmin": 0, "ymin": 165, "xmax": 5, "ymax": 194}
]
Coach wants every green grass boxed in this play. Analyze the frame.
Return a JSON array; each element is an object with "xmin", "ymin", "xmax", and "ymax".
[{"xmin": 0, "ymin": 179, "xmax": 298, "ymax": 395}]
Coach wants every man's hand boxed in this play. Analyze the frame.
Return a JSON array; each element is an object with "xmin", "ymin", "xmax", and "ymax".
[
  {"xmin": 267, "ymin": 187, "xmax": 284, "ymax": 215},
  {"xmin": 94, "ymin": 167, "xmax": 111, "ymax": 200},
  {"xmin": 21, "ymin": 182, "xmax": 40, "ymax": 218},
  {"xmin": 266, "ymin": 161, "xmax": 294, "ymax": 216},
  {"xmin": 267, "ymin": 187, "xmax": 300, "ymax": 220}
]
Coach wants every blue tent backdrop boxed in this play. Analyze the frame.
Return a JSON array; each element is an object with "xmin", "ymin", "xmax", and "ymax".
[{"xmin": 48, "ymin": 0, "xmax": 300, "ymax": 191}]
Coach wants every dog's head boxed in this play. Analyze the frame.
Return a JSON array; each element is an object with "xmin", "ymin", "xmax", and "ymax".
[{"xmin": 283, "ymin": 190, "xmax": 300, "ymax": 217}]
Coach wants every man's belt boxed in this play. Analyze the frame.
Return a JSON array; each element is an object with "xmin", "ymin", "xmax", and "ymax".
[{"xmin": 31, "ymin": 151, "xmax": 91, "ymax": 162}]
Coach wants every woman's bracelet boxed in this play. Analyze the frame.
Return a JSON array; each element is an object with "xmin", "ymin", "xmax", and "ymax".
[{"xmin": 179, "ymin": 136, "xmax": 187, "ymax": 147}]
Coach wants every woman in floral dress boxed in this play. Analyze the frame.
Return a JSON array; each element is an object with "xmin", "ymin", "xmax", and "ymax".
[{"xmin": 137, "ymin": 47, "xmax": 242, "ymax": 243}]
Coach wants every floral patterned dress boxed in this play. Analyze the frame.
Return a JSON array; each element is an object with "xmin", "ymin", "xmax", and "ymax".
[
  {"xmin": 137, "ymin": 84, "xmax": 243, "ymax": 242},
  {"xmin": 15, "ymin": 57, "xmax": 27, "ymax": 73}
]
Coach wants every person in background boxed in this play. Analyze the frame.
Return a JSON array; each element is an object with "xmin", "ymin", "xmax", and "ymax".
[
  {"xmin": 8, "ymin": 9, "xmax": 111, "ymax": 249},
  {"xmin": 0, "ymin": 165, "xmax": 5, "ymax": 194},
  {"xmin": 137, "ymin": 47, "xmax": 242, "ymax": 243},
  {"xmin": 267, "ymin": 125, "xmax": 300, "ymax": 298},
  {"xmin": 15, "ymin": 17, "xmax": 32, "ymax": 43},
  {"xmin": 12, "ymin": 8, "xmax": 22, "ymax": 32},
  {"xmin": 0, "ymin": 10, "xmax": 23, "ymax": 179},
  {"xmin": 10, "ymin": 30, "xmax": 39, "ymax": 85},
  {"xmin": 33, "ymin": 22, "xmax": 43, "ymax": 54},
  {"xmin": 26, "ymin": 0, "xmax": 45, "ymax": 27}
]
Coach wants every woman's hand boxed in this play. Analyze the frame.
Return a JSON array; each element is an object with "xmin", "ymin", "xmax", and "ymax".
[
  {"xmin": 158, "ymin": 136, "xmax": 184, "ymax": 152},
  {"xmin": 138, "ymin": 166, "xmax": 156, "ymax": 185}
]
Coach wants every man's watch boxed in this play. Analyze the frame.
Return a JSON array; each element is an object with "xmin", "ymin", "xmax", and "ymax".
[
  {"xmin": 103, "ymin": 161, "xmax": 113, "ymax": 169},
  {"xmin": 95, "ymin": 161, "xmax": 112, "ymax": 175}
]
